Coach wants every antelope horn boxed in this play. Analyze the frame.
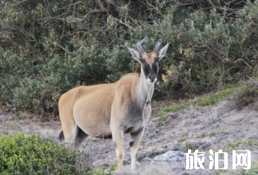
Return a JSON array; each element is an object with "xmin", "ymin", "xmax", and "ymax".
[
  {"xmin": 136, "ymin": 37, "xmax": 147, "ymax": 53},
  {"xmin": 153, "ymin": 42, "xmax": 161, "ymax": 53}
]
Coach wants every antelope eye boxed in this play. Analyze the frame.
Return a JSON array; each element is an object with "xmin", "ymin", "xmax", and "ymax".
[{"xmin": 139, "ymin": 59, "xmax": 145, "ymax": 63}]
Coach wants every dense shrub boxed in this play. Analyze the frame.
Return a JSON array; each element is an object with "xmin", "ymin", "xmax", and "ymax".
[
  {"xmin": 0, "ymin": 0, "xmax": 258, "ymax": 114},
  {"xmin": 0, "ymin": 133, "xmax": 110, "ymax": 175}
]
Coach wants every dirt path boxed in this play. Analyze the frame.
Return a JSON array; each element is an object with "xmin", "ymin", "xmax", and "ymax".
[
  {"xmin": 0, "ymin": 112, "xmax": 60, "ymax": 139},
  {"xmin": 1, "ymin": 98, "xmax": 258, "ymax": 175}
]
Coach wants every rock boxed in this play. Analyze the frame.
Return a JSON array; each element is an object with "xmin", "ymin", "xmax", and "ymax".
[
  {"xmin": 153, "ymin": 151, "xmax": 186, "ymax": 163},
  {"xmin": 172, "ymin": 144, "xmax": 180, "ymax": 151}
]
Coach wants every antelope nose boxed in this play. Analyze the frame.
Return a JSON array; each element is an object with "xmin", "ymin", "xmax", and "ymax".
[{"xmin": 149, "ymin": 75, "xmax": 155, "ymax": 82}]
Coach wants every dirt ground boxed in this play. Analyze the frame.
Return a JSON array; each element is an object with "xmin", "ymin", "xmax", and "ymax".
[{"xmin": 0, "ymin": 97, "xmax": 258, "ymax": 175}]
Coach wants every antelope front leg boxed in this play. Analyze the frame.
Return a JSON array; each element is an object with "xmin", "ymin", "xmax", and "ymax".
[
  {"xmin": 112, "ymin": 128, "xmax": 124, "ymax": 171},
  {"xmin": 130, "ymin": 127, "xmax": 145, "ymax": 170}
]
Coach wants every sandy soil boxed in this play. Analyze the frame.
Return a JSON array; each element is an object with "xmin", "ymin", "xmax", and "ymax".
[{"xmin": 0, "ymin": 98, "xmax": 258, "ymax": 175}]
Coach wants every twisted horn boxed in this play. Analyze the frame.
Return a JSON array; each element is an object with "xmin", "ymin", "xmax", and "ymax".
[
  {"xmin": 136, "ymin": 37, "xmax": 147, "ymax": 53},
  {"xmin": 153, "ymin": 42, "xmax": 161, "ymax": 53}
]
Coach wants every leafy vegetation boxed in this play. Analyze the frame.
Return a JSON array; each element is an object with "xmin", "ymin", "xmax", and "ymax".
[
  {"xmin": 209, "ymin": 131, "xmax": 216, "ymax": 137},
  {"xmin": 183, "ymin": 141, "xmax": 198, "ymax": 152},
  {"xmin": 246, "ymin": 162, "xmax": 258, "ymax": 175},
  {"xmin": 0, "ymin": 0, "xmax": 258, "ymax": 115},
  {"xmin": 0, "ymin": 133, "xmax": 110, "ymax": 175},
  {"xmin": 227, "ymin": 141, "xmax": 242, "ymax": 150},
  {"xmin": 178, "ymin": 138, "xmax": 187, "ymax": 142},
  {"xmin": 234, "ymin": 85, "xmax": 258, "ymax": 109}
]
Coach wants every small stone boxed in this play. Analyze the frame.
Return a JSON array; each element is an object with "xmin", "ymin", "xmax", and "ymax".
[
  {"xmin": 172, "ymin": 146, "xmax": 180, "ymax": 151},
  {"xmin": 153, "ymin": 151, "xmax": 186, "ymax": 163}
]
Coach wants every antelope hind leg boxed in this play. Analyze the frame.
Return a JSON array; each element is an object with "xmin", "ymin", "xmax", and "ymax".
[
  {"xmin": 74, "ymin": 126, "xmax": 88, "ymax": 149},
  {"xmin": 64, "ymin": 124, "xmax": 78, "ymax": 150},
  {"xmin": 63, "ymin": 125, "xmax": 88, "ymax": 151},
  {"xmin": 130, "ymin": 127, "xmax": 145, "ymax": 170}
]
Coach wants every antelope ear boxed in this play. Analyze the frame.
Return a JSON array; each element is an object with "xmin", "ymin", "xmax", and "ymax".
[
  {"xmin": 158, "ymin": 43, "xmax": 169, "ymax": 61},
  {"xmin": 128, "ymin": 47, "xmax": 141, "ymax": 63}
]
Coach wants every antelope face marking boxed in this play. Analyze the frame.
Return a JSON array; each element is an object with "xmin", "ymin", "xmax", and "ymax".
[
  {"xmin": 128, "ymin": 37, "xmax": 169, "ymax": 85},
  {"xmin": 140, "ymin": 53, "xmax": 159, "ymax": 84}
]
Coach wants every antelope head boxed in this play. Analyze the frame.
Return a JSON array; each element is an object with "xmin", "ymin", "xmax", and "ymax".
[{"xmin": 128, "ymin": 37, "xmax": 169, "ymax": 85}]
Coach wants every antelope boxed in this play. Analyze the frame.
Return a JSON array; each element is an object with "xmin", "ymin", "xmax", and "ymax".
[{"xmin": 58, "ymin": 37, "xmax": 169, "ymax": 171}]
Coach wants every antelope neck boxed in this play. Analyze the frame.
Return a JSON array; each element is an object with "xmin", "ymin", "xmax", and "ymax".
[{"xmin": 135, "ymin": 72, "xmax": 154, "ymax": 107}]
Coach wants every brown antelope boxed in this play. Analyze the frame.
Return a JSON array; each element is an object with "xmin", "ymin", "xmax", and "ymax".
[{"xmin": 58, "ymin": 37, "xmax": 169, "ymax": 171}]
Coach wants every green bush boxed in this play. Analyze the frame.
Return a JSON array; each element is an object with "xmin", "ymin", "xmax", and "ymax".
[
  {"xmin": 246, "ymin": 162, "xmax": 258, "ymax": 175},
  {"xmin": 0, "ymin": 133, "xmax": 97, "ymax": 175},
  {"xmin": 0, "ymin": 0, "xmax": 258, "ymax": 114}
]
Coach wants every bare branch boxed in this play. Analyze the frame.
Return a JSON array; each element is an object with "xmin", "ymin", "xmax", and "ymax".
[
  {"xmin": 81, "ymin": 9, "xmax": 107, "ymax": 22},
  {"xmin": 110, "ymin": 16, "xmax": 135, "ymax": 31},
  {"xmin": 97, "ymin": 0, "xmax": 108, "ymax": 12}
]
